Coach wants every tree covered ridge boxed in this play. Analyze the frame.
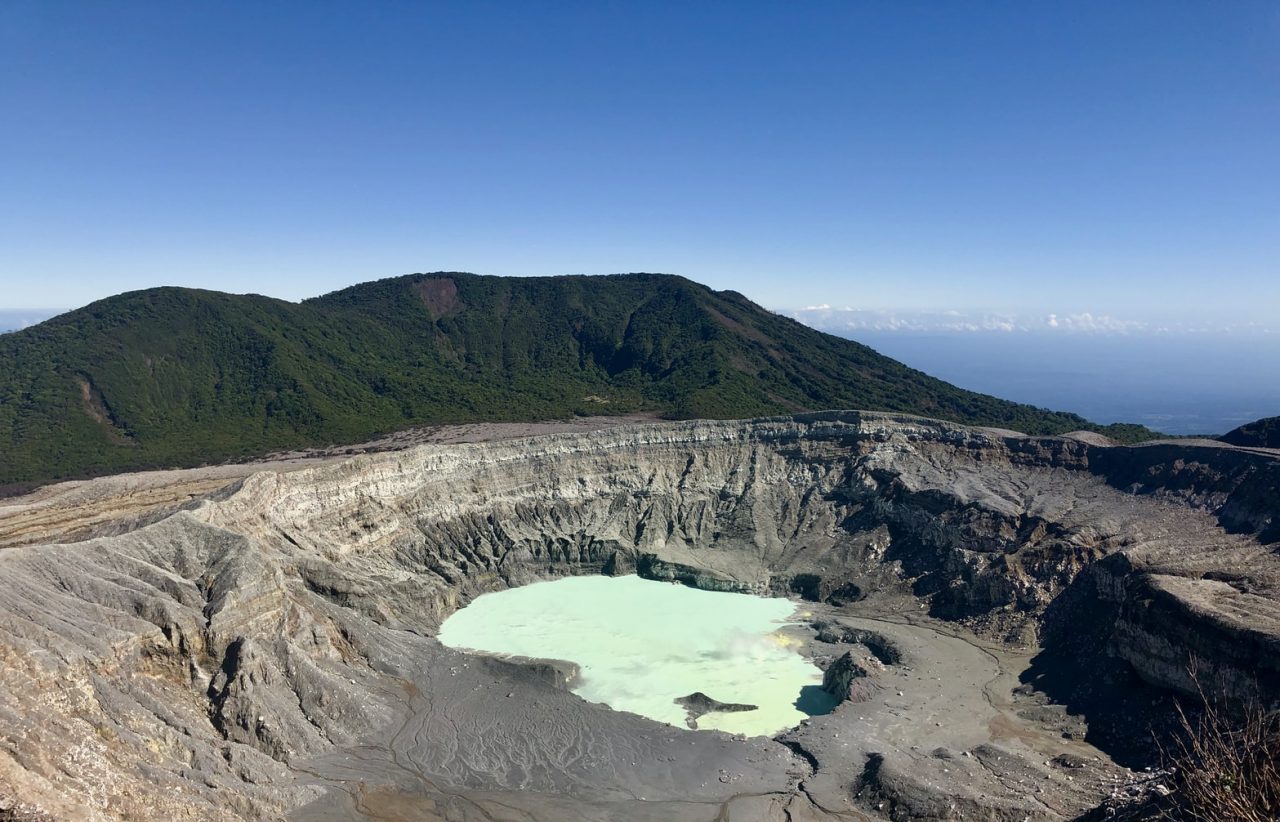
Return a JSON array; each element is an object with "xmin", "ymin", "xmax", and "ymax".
[
  {"xmin": 1220, "ymin": 416, "xmax": 1280, "ymax": 449},
  {"xmin": 0, "ymin": 271, "xmax": 1159, "ymax": 490}
]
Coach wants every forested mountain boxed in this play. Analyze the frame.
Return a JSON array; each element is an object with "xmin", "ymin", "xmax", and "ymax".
[
  {"xmin": 0, "ymin": 272, "xmax": 1156, "ymax": 489},
  {"xmin": 1221, "ymin": 416, "xmax": 1280, "ymax": 449}
]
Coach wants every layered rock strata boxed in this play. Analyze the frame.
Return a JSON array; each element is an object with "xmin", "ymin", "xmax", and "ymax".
[{"xmin": 0, "ymin": 411, "xmax": 1276, "ymax": 820}]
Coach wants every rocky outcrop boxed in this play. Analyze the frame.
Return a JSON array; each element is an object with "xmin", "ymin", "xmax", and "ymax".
[
  {"xmin": 821, "ymin": 652, "xmax": 878, "ymax": 703},
  {"xmin": 1115, "ymin": 573, "xmax": 1280, "ymax": 705},
  {"xmin": 813, "ymin": 621, "xmax": 903, "ymax": 664},
  {"xmin": 674, "ymin": 692, "xmax": 759, "ymax": 729},
  {"xmin": 855, "ymin": 748, "xmax": 1045, "ymax": 821},
  {"xmin": 0, "ymin": 411, "xmax": 1276, "ymax": 820},
  {"xmin": 1051, "ymin": 553, "xmax": 1280, "ymax": 712}
]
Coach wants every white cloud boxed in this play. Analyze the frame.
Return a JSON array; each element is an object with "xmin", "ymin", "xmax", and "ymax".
[
  {"xmin": 781, "ymin": 306, "xmax": 1275, "ymax": 336},
  {"xmin": 782, "ymin": 307, "xmax": 1032, "ymax": 334},
  {"xmin": 1041, "ymin": 312, "xmax": 1145, "ymax": 333}
]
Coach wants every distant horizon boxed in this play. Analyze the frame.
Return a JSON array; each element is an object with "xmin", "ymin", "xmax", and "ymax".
[
  {"xmin": 4, "ymin": 268, "xmax": 1278, "ymax": 338},
  {"xmin": 7, "ymin": 274, "xmax": 1278, "ymax": 436},
  {"xmin": 7, "ymin": 268, "xmax": 1280, "ymax": 338},
  {"xmin": 5, "ymin": 276, "xmax": 1274, "ymax": 338}
]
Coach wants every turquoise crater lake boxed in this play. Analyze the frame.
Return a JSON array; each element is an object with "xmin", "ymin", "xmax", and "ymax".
[{"xmin": 437, "ymin": 574, "xmax": 833, "ymax": 737}]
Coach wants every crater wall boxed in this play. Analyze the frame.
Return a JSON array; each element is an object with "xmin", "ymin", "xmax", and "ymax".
[{"xmin": 0, "ymin": 412, "xmax": 1276, "ymax": 820}]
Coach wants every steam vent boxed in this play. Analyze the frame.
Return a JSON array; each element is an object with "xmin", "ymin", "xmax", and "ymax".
[{"xmin": 1, "ymin": 412, "xmax": 1278, "ymax": 820}]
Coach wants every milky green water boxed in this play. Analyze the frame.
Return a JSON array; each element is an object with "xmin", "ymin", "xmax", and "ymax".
[{"xmin": 437, "ymin": 574, "xmax": 832, "ymax": 737}]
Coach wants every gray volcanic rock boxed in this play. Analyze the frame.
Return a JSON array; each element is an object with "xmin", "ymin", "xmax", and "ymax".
[
  {"xmin": 674, "ymin": 692, "xmax": 759, "ymax": 729},
  {"xmin": 0, "ymin": 411, "xmax": 1276, "ymax": 820},
  {"xmin": 813, "ymin": 622, "xmax": 902, "ymax": 664},
  {"xmin": 821, "ymin": 652, "xmax": 878, "ymax": 703}
]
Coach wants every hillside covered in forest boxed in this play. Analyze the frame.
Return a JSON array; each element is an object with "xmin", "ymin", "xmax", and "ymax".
[{"xmin": 0, "ymin": 272, "xmax": 1157, "ymax": 489}]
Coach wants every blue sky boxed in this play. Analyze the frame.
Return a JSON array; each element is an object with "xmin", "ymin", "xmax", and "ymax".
[{"xmin": 2, "ymin": 2, "xmax": 1277, "ymax": 326}]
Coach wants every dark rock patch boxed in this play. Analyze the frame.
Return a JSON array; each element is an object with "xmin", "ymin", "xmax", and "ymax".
[{"xmin": 675, "ymin": 692, "xmax": 758, "ymax": 729}]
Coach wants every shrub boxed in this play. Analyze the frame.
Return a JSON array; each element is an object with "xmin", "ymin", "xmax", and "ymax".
[{"xmin": 1159, "ymin": 671, "xmax": 1280, "ymax": 821}]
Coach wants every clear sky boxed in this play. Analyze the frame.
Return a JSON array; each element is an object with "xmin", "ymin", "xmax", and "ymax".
[{"xmin": 2, "ymin": 1, "xmax": 1277, "ymax": 324}]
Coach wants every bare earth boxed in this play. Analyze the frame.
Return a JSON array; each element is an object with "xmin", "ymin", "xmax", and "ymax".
[
  {"xmin": 0, "ymin": 411, "xmax": 1276, "ymax": 821},
  {"xmin": 0, "ymin": 415, "xmax": 657, "ymax": 550}
]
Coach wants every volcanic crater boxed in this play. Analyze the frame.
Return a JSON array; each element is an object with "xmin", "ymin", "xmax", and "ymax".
[{"xmin": 1, "ymin": 411, "xmax": 1278, "ymax": 821}]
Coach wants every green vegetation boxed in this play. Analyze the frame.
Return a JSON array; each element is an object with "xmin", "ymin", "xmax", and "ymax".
[
  {"xmin": 1220, "ymin": 416, "xmax": 1280, "ymax": 449},
  {"xmin": 0, "ymin": 272, "xmax": 1161, "ymax": 490}
]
